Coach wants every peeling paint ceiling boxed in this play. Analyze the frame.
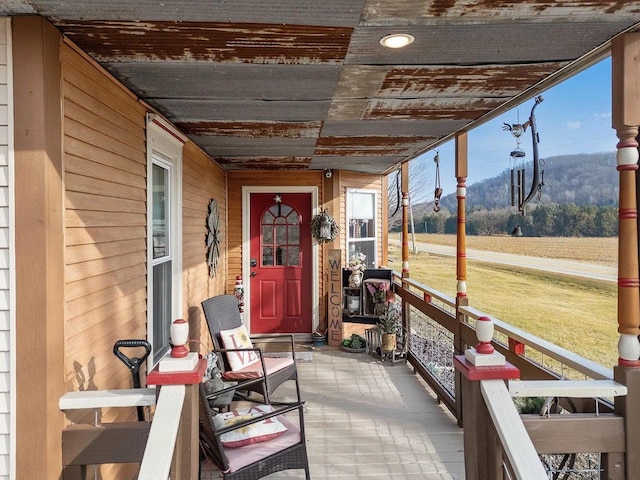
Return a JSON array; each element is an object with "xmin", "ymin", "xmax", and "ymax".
[{"xmin": 3, "ymin": 0, "xmax": 640, "ymax": 174}]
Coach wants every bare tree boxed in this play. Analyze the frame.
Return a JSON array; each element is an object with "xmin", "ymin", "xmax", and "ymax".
[{"xmin": 387, "ymin": 155, "xmax": 436, "ymax": 230}]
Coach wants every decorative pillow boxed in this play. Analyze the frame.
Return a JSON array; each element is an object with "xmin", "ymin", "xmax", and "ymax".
[
  {"xmin": 213, "ymin": 405, "xmax": 288, "ymax": 448},
  {"xmin": 219, "ymin": 325, "xmax": 260, "ymax": 371}
]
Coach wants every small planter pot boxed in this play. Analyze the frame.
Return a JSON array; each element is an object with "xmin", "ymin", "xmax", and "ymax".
[
  {"xmin": 381, "ymin": 333, "xmax": 397, "ymax": 352},
  {"xmin": 341, "ymin": 345, "xmax": 366, "ymax": 353},
  {"xmin": 312, "ymin": 334, "xmax": 325, "ymax": 347}
]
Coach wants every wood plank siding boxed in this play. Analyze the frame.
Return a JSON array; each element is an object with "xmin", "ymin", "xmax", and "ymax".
[
  {"xmin": 0, "ymin": 18, "xmax": 11, "ymax": 480},
  {"xmin": 181, "ymin": 141, "xmax": 226, "ymax": 349},
  {"xmin": 60, "ymin": 40, "xmax": 227, "ymax": 479},
  {"xmin": 62, "ymin": 41, "xmax": 148, "ymax": 480}
]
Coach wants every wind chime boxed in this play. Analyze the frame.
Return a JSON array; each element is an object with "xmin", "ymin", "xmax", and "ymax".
[
  {"xmin": 433, "ymin": 151, "xmax": 443, "ymax": 212},
  {"xmin": 503, "ymin": 95, "xmax": 545, "ymax": 236}
]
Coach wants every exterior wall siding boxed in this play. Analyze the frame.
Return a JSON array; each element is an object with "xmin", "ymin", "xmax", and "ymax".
[
  {"xmin": 62, "ymin": 42, "xmax": 148, "ymax": 480},
  {"xmin": 182, "ymin": 141, "xmax": 227, "ymax": 350},
  {"xmin": 0, "ymin": 18, "xmax": 11, "ymax": 480},
  {"xmin": 61, "ymin": 42, "xmax": 227, "ymax": 478}
]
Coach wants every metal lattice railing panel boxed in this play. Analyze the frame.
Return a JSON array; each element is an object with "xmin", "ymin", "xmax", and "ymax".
[{"xmin": 408, "ymin": 304, "xmax": 456, "ymax": 398}]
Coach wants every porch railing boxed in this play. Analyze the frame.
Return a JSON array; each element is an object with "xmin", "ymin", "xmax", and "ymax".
[
  {"xmin": 481, "ymin": 379, "xmax": 548, "ymax": 479},
  {"xmin": 138, "ymin": 384, "xmax": 185, "ymax": 479},
  {"xmin": 59, "ymin": 383, "xmax": 189, "ymax": 479},
  {"xmin": 390, "ymin": 270, "xmax": 626, "ymax": 479}
]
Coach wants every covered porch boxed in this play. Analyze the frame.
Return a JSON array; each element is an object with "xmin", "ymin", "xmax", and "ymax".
[
  {"xmin": 201, "ymin": 347, "xmax": 465, "ymax": 479},
  {"xmin": 1, "ymin": 2, "xmax": 640, "ymax": 479}
]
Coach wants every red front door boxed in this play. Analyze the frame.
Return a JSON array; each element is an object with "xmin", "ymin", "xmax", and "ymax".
[{"xmin": 249, "ymin": 193, "xmax": 312, "ymax": 333}]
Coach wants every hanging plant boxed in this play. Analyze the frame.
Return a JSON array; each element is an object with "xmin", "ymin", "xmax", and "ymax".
[{"xmin": 310, "ymin": 209, "xmax": 339, "ymax": 244}]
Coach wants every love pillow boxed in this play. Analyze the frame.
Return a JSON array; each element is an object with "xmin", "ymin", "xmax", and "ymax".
[
  {"xmin": 219, "ymin": 325, "xmax": 260, "ymax": 371},
  {"xmin": 213, "ymin": 405, "xmax": 288, "ymax": 448}
]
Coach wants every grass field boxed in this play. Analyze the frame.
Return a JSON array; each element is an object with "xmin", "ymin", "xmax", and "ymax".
[{"xmin": 387, "ymin": 235, "xmax": 619, "ymax": 369}]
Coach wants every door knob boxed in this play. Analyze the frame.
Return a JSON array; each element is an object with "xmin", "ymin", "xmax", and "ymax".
[{"xmin": 250, "ymin": 271, "xmax": 257, "ymax": 277}]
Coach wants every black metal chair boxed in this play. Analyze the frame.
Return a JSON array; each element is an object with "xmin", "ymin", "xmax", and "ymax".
[
  {"xmin": 201, "ymin": 294, "xmax": 301, "ymax": 404},
  {"xmin": 198, "ymin": 383, "xmax": 310, "ymax": 480}
]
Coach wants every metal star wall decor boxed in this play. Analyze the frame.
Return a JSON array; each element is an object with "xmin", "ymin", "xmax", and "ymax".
[{"xmin": 206, "ymin": 198, "xmax": 221, "ymax": 278}]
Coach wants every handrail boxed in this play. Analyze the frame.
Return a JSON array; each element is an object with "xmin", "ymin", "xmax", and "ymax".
[
  {"xmin": 59, "ymin": 388, "xmax": 157, "ymax": 410},
  {"xmin": 460, "ymin": 305, "xmax": 613, "ymax": 381},
  {"xmin": 481, "ymin": 379, "xmax": 548, "ymax": 479},
  {"xmin": 392, "ymin": 271, "xmax": 457, "ymax": 310},
  {"xmin": 138, "ymin": 384, "xmax": 185, "ymax": 480}
]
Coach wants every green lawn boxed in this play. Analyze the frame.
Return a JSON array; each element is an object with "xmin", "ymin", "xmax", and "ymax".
[{"xmin": 388, "ymin": 246, "xmax": 619, "ymax": 368}]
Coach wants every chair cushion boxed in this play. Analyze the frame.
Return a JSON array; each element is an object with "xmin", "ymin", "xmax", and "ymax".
[
  {"xmin": 219, "ymin": 325, "xmax": 261, "ymax": 371},
  {"xmin": 221, "ymin": 356, "xmax": 294, "ymax": 381},
  {"xmin": 224, "ymin": 415, "xmax": 301, "ymax": 472},
  {"xmin": 213, "ymin": 405, "xmax": 288, "ymax": 448}
]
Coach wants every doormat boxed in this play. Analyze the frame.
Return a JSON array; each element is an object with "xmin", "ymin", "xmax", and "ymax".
[{"xmin": 263, "ymin": 351, "xmax": 313, "ymax": 363}]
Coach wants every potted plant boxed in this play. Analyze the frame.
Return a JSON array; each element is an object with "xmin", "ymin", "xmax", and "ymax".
[
  {"xmin": 341, "ymin": 333, "xmax": 367, "ymax": 352},
  {"xmin": 312, "ymin": 327, "xmax": 326, "ymax": 347},
  {"xmin": 377, "ymin": 301, "xmax": 401, "ymax": 352}
]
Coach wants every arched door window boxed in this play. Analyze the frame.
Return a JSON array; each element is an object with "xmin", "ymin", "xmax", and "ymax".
[{"xmin": 261, "ymin": 203, "xmax": 300, "ymax": 267}]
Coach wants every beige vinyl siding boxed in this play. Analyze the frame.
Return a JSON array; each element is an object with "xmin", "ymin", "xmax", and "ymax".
[
  {"xmin": 0, "ymin": 18, "xmax": 11, "ymax": 480},
  {"xmin": 62, "ymin": 43, "xmax": 148, "ymax": 480},
  {"xmin": 182, "ymin": 141, "xmax": 226, "ymax": 350},
  {"xmin": 61, "ymin": 40, "xmax": 228, "ymax": 479}
]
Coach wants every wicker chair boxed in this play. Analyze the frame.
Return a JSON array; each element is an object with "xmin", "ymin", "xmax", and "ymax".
[
  {"xmin": 201, "ymin": 294, "xmax": 301, "ymax": 404},
  {"xmin": 198, "ymin": 383, "xmax": 310, "ymax": 480}
]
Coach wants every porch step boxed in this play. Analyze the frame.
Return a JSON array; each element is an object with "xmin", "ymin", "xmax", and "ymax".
[
  {"xmin": 508, "ymin": 379, "xmax": 627, "ymax": 398},
  {"xmin": 59, "ymin": 388, "xmax": 157, "ymax": 410}
]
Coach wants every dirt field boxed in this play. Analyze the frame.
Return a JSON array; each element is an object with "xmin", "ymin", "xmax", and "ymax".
[{"xmin": 403, "ymin": 233, "xmax": 618, "ymax": 268}]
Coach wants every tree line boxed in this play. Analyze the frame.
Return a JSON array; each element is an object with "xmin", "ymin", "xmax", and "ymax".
[{"xmin": 402, "ymin": 203, "xmax": 618, "ymax": 237}]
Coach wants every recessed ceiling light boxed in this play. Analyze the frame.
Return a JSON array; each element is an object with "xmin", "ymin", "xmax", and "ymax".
[{"xmin": 379, "ymin": 33, "xmax": 415, "ymax": 49}]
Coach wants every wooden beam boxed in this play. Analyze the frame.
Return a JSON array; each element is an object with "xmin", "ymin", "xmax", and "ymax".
[
  {"xmin": 612, "ymin": 33, "xmax": 640, "ymax": 130},
  {"xmin": 521, "ymin": 414, "xmax": 625, "ymax": 454},
  {"xmin": 62, "ymin": 423, "xmax": 151, "ymax": 466}
]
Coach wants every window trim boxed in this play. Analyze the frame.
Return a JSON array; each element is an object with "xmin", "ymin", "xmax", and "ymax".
[
  {"xmin": 346, "ymin": 188, "xmax": 378, "ymax": 268},
  {"xmin": 146, "ymin": 115, "xmax": 185, "ymax": 368}
]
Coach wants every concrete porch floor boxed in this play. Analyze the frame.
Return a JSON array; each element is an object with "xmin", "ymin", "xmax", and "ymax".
[{"xmin": 200, "ymin": 346, "xmax": 465, "ymax": 479}]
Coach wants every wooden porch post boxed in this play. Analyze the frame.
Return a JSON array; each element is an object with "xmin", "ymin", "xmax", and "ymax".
[
  {"xmin": 454, "ymin": 132, "xmax": 469, "ymax": 425},
  {"xmin": 455, "ymin": 132, "xmax": 468, "ymax": 302},
  {"xmin": 13, "ymin": 17, "xmax": 66, "ymax": 478},
  {"xmin": 611, "ymin": 33, "xmax": 640, "ymax": 367},
  {"xmin": 401, "ymin": 162, "xmax": 410, "ymax": 277},
  {"xmin": 611, "ymin": 31, "xmax": 640, "ymax": 480}
]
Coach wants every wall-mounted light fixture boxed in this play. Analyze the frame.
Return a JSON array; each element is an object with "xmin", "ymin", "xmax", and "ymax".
[{"xmin": 379, "ymin": 33, "xmax": 415, "ymax": 49}]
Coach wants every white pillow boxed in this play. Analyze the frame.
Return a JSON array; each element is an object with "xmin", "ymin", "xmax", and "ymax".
[
  {"xmin": 213, "ymin": 405, "xmax": 288, "ymax": 448},
  {"xmin": 219, "ymin": 325, "xmax": 261, "ymax": 371}
]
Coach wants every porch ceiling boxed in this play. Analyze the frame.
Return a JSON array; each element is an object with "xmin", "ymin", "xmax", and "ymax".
[{"xmin": 4, "ymin": 1, "xmax": 640, "ymax": 174}]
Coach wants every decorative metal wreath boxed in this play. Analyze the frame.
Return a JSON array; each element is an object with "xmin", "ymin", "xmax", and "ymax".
[
  {"xmin": 206, "ymin": 198, "xmax": 221, "ymax": 278},
  {"xmin": 310, "ymin": 209, "xmax": 339, "ymax": 244}
]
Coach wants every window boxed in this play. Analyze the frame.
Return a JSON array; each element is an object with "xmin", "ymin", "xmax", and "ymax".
[
  {"xmin": 147, "ymin": 116, "xmax": 184, "ymax": 366},
  {"xmin": 347, "ymin": 189, "xmax": 376, "ymax": 268},
  {"xmin": 261, "ymin": 202, "xmax": 300, "ymax": 267}
]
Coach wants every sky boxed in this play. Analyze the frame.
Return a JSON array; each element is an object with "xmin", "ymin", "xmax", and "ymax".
[{"xmin": 409, "ymin": 57, "xmax": 615, "ymax": 203}]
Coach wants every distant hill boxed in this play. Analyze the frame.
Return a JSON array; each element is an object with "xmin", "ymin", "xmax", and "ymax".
[{"xmin": 438, "ymin": 152, "xmax": 618, "ymax": 212}]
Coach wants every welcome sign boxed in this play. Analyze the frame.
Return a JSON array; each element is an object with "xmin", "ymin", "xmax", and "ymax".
[{"xmin": 327, "ymin": 249, "xmax": 342, "ymax": 346}]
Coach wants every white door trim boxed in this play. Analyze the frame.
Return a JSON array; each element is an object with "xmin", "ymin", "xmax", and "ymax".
[{"xmin": 242, "ymin": 186, "xmax": 319, "ymax": 336}]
